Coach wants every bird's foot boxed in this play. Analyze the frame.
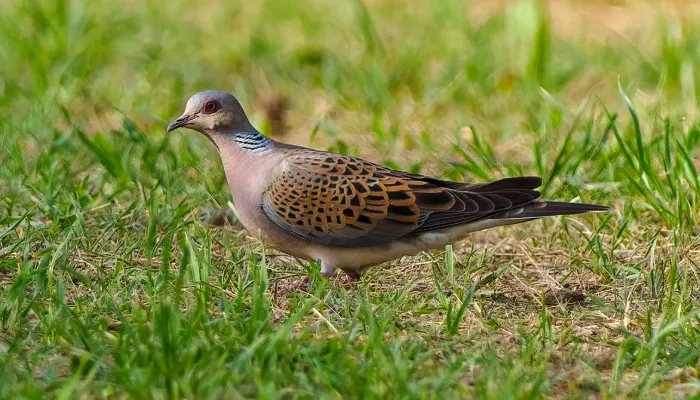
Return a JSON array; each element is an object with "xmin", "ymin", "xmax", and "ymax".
[
  {"xmin": 335, "ymin": 268, "xmax": 360, "ymax": 286},
  {"xmin": 276, "ymin": 276, "xmax": 311, "ymax": 297},
  {"xmin": 276, "ymin": 266, "xmax": 360, "ymax": 297},
  {"xmin": 334, "ymin": 273, "xmax": 359, "ymax": 286},
  {"xmin": 322, "ymin": 263, "xmax": 361, "ymax": 286}
]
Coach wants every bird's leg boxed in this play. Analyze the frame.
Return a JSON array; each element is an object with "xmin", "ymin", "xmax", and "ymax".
[
  {"xmin": 324, "ymin": 263, "xmax": 360, "ymax": 286},
  {"xmin": 276, "ymin": 276, "xmax": 310, "ymax": 297},
  {"xmin": 277, "ymin": 263, "xmax": 359, "ymax": 297},
  {"xmin": 276, "ymin": 262, "xmax": 336, "ymax": 297},
  {"xmin": 337, "ymin": 268, "xmax": 361, "ymax": 286},
  {"xmin": 320, "ymin": 262, "xmax": 338, "ymax": 279}
]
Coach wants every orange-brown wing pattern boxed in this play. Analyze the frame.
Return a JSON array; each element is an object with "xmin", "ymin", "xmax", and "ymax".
[
  {"xmin": 261, "ymin": 152, "xmax": 542, "ymax": 247},
  {"xmin": 262, "ymin": 153, "xmax": 458, "ymax": 246}
]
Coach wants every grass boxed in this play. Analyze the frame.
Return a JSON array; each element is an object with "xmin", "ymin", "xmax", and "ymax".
[{"xmin": 1, "ymin": 0, "xmax": 699, "ymax": 398}]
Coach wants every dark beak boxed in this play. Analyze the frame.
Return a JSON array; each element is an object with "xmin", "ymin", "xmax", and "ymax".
[{"xmin": 166, "ymin": 113, "xmax": 196, "ymax": 132}]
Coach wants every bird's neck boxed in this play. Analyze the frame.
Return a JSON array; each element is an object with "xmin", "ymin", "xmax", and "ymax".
[
  {"xmin": 233, "ymin": 130, "xmax": 273, "ymax": 152},
  {"xmin": 214, "ymin": 130, "xmax": 288, "ymax": 220}
]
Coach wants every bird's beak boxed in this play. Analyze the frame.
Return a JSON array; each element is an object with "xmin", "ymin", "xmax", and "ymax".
[{"xmin": 166, "ymin": 113, "xmax": 196, "ymax": 132}]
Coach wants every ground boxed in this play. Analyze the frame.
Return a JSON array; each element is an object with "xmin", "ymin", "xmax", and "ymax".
[{"xmin": 0, "ymin": 0, "xmax": 699, "ymax": 398}]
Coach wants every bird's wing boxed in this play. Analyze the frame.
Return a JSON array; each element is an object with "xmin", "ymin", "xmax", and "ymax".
[{"xmin": 261, "ymin": 152, "xmax": 541, "ymax": 247}]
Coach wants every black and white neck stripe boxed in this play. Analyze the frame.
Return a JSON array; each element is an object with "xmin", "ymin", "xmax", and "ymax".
[{"xmin": 235, "ymin": 131, "xmax": 272, "ymax": 152}]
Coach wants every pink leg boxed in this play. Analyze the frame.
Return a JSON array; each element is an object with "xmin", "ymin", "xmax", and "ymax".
[
  {"xmin": 337, "ymin": 268, "xmax": 361, "ymax": 286},
  {"xmin": 276, "ymin": 265, "xmax": 360, "ymax": 297},
  {"xmin": 276, "ymin": 276, "xmax": 311, "ymax": 297}
]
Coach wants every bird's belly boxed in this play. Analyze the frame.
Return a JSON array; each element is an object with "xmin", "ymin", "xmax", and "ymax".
[
  {"xmin": 305, "ymin": 219, "xmax": 509, "ymax": 269},
  {"xmin": 306, "ymin": 241, "xmax": 424, "ymax": 269},
  {"xmin": 239, "ymin": 214, "xmax": 515, "ymax": 270}
]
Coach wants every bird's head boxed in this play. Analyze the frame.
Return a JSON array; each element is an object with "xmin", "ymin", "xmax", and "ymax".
[{"xmin": 167, "ymin": 91, "xmax": 254, "ymax": 136}]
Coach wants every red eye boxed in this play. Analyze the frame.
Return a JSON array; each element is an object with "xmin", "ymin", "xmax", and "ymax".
[{"xmin": 203, "ymin": 101, "xmax": 219, "ymax": 114}]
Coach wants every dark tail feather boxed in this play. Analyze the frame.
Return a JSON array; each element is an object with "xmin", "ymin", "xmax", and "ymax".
[
  {"xmin": 465, "ymin": 176, "xmax": 543, "ymax": 192},
  {"xmin": 501, "ymin": 201, "xmax": 611, "ymax": 220}
]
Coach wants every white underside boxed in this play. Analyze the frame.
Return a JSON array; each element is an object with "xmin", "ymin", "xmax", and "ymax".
[{"xmin": 313, "ymin": 218, "xmax": 521, "ymax": 276}]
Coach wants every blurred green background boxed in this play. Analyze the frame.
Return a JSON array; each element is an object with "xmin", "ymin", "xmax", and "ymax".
[{"xmin": 0, "ymin": 0, "xmax": 698, "ymax": 398}]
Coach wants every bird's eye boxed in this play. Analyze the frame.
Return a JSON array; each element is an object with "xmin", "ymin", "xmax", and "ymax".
[{"xmin": 202, "ymin": 101, "xmax": 219, "ymax": 114}]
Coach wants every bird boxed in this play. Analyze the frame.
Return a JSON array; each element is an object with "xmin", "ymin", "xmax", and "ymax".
[{"xmin": 167, "ymin": 90, "xmax": 610, "ymax": 282}]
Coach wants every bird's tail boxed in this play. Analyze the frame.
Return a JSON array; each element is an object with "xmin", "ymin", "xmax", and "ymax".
[{"xmin": 499, "ymin": 201, "xmax": 611, "ymax": 220}]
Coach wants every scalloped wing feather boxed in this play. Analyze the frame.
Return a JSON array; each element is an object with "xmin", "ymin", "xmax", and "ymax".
[{"xmin": 261, "ymin": 152, "xmax": 541, "ymax": 247}]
